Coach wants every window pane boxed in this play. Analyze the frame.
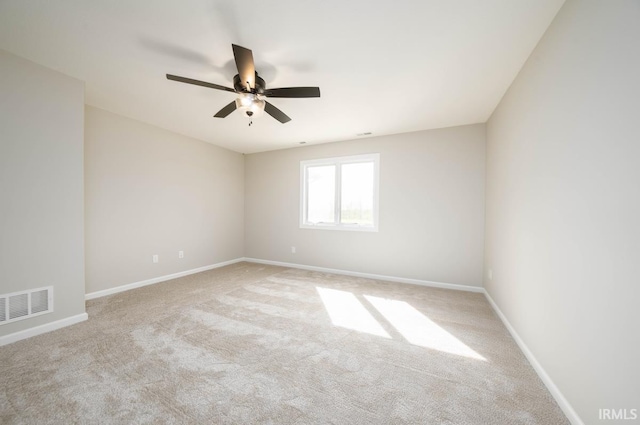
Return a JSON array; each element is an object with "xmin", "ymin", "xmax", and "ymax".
[
  {"xmin": 307, "ymin": 165, "xmax": 335, "ymax": 224},
  {"xmin": 340, "ymin": 162, "xmax": 374, "ymax": 226}
]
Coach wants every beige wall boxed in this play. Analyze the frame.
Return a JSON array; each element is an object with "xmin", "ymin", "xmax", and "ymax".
[
  {"xmin": 84, "ymin": 106, "xmax": 244, "ymax": 294},
  {"xmin": 245, "ymin": 125, "xmax": 486, "ymax": 287},
  {"xmin": 485, "ymin": 0, "xmax": 640, "ymax": 423},
  {"xmin": 0, "ymin": 50, "xmax": 86, "ymax": 337}
]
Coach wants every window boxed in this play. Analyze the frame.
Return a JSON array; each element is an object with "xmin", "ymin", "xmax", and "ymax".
[{"xmin": 300, "ymin": 153, "xmax": 379, "ymax": 231}]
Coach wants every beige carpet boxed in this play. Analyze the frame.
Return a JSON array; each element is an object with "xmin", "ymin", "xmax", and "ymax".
[{"xmin": 0, "ymin": 262, "xmax": 568, "ymax": 424}]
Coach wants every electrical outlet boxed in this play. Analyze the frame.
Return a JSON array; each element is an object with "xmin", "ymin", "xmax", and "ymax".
[
  {"xmin": 152, "ymin": 255, "xmax": 159, "ymax": 263},
  {"xmin": 488, "ymin": 269, "xmax": 493, "ymax": 280},
  {"xmin": 178, "ymin": 250, "xmax": 184, "ymax": 259},
  {"xmin": 291, "ymin": 246, "xmax": 296, "ymax": 254}
]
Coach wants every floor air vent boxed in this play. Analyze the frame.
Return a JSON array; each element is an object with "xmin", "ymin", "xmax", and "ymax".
[{"xmin": 0, "ymin": 286, "xmax": 53, "ymax": 325}]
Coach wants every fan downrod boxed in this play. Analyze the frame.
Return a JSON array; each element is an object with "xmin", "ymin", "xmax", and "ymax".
[{"xmin": 233, "ymin": 73, "xmax": 266, "ymax": 94}]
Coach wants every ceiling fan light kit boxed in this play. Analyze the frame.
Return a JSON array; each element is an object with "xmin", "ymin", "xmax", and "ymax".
[
  {"xmin": 236, "ymin": 94, "xmax": 265, "ymax": 118},
  {"xmin": 167, "ymin": 44, "xmax": 320, "ymax": 125}
]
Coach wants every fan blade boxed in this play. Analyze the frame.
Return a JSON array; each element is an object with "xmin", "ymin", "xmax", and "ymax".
[
  {"xmin": 167, "ymin": 74, "xmax": 236, "ymax": 93},
  {"xmin": 264, "ymin": 87, "xmax": 321, "ymax": 98},
  {"xmin": 213, "ymin": 101, "xmax": 237, "ymax": 118},
  {"xmin": 232, "ymin": 44, "xmax": 255, "ymax": 92},
  {"xmin": 264, "ymin": 101, "xmax": 291, "ymax": 123}
]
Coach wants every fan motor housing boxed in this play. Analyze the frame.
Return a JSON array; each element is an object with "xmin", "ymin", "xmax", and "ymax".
[{"xmin": 233, "ymin": 73, "xmax": 265, "ymax": 94}]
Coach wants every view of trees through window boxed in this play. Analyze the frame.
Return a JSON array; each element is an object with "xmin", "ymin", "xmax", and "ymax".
[
  {"xmin": 302, "ymin": 154, "xmax": 378, "ymax": 230},
  {"xmin": 340, "ymin": 162, "xmax": 374, "ymax": 225}
]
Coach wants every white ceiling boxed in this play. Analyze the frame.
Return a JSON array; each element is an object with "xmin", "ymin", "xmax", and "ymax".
[{"xmin": 0, "ymin": 0, "xmax": 564, "ymax": 153}]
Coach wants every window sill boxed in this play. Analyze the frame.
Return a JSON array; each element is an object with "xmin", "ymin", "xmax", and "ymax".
[{"xmin": 300, "ymin": 223, "xmax": 378, "ymax": 232}]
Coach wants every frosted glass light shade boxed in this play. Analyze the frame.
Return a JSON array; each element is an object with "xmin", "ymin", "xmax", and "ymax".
[{"xmin": 236, "ymin": 93, "xmax": 265, "ymax": 117}]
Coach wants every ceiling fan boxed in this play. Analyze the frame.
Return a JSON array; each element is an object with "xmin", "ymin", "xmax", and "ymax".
[{"xmin": 167, "ymin": 44, "xmax": 320, "ymax": 124}]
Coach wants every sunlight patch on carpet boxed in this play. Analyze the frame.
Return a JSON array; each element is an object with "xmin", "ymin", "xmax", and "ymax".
[
  {"xmin": 364, "ymin": 295, "xmax": 486, "ymax": 360},
  {"xmin": 316, "ymin": 287, "xmax": 390, "ymax": 338}
]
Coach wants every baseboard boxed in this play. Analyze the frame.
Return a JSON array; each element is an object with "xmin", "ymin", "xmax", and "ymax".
[
  {"xmin": 85, "ymin": 258, "xmax": 245, "ymax": 300},
  {"xmin": 484, "ymin": 290, "xmax": 584, "ymax": 425},
  {"xmin": 242, "ymin": 257, "xmax": 484, "ymax": 293},
  {"xmin": 0, "ymin": 312, "xmax": 88, "ymax": 347}
]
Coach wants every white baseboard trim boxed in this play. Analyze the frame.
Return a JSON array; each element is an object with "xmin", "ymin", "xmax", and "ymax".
[
  {"xmin": 484, "ymin": 290, "xmax": 583, "ymax": 425},
  {"xmin": 0, "ymin": 312, "xmax": 88, "ymax": 347},
  {"xmin": 242, "ymin": 257, "xmax": 484, "ymax": 293},
  {"xmin": 85, "ymin": 258, "xmax": 245, "ymax": 300}
]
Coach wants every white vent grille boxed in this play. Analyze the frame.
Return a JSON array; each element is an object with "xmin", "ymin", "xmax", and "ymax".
[
  {"xmin": 31, "ymin": 289, "xmax": 49, "ymax": 314},
  {"xmin": 10, "ymin": 293, "xmax": 28, "ymax": 320},
  {"xmin": 0, "ymin": 286, "xmax": 53, "ymax": 325}
]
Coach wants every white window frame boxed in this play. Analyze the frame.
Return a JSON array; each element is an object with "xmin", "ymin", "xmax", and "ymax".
[{"xmin": 300, "ymin": 153, "xmax": 380, "ymax": 232}]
